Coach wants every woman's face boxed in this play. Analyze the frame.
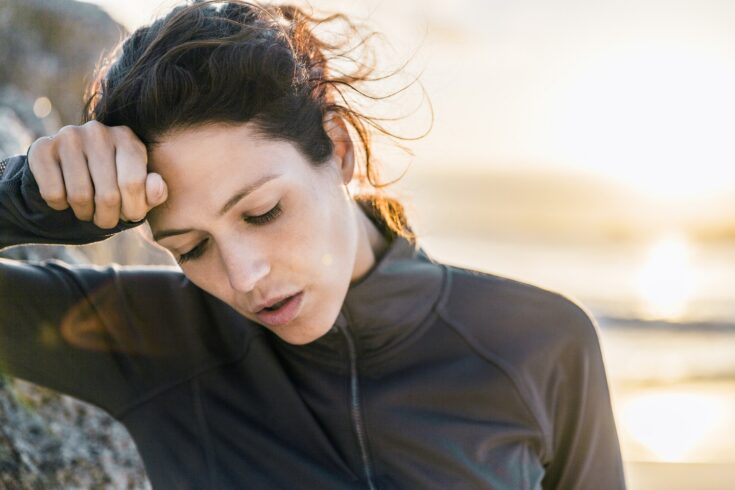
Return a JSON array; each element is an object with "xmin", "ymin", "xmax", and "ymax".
[{"xmin": 146, "ymin": 121, "xmax": 375, "ymax": 344}]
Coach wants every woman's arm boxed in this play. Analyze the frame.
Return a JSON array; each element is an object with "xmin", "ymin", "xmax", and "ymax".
[
  {"xmin": 1, "ymin": 122, "xmax": 167, "ymax": 249},
  {"xmin": 540, "ymin": 306, "xmax": 627, "ymax": 490},
  {"xmin": 0, "ymin": 153, "xmax": 136, "ymax": 248},
  {"xmin": 0, "ymin": 255, "xmax": 231, "ymax": 418},
  {"xmin": 0, "ymin": 124, "xmax": 182, "ymax": 416},
  {"xmin": 0, "ymin": 257, "xmax": 138, "ymax": 414}
]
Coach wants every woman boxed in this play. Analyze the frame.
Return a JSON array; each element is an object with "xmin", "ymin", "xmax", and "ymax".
[{"xmin": 0, "ymin": 1, "xmax": 626, "ymax": 488}]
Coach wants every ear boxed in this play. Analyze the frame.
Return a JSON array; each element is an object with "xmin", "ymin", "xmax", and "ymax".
[{"xmin": 323, "ymin": 112, "xmax": 355, "ymax": 185}]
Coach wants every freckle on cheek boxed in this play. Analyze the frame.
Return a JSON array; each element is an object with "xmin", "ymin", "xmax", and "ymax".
[{"xmin": 321, "ymin": 253, "xmax": 333, "ymax": 267}]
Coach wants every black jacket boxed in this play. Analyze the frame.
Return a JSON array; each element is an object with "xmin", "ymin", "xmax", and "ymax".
[{"xmin": 0, "ymin": 154, "xmax": 626, "ymax": 489}]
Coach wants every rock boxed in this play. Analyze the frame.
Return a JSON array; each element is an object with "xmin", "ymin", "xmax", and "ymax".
[
  {"xmin": 0, "ymin": 377, "xmax": 152, "ymax": 490},
  {"xmin": 0, "ymin": 0, "xmax": 127, "ymax": 126},
  {"xmin": 0, "ymin": 106, "xmax": 34, "ymax": 158},
  {"xmin": 0, "ymin": 86, "xmax": 59, "ymax": 142}
]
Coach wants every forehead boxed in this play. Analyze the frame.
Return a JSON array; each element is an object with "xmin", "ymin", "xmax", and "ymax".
[
  {"xmin": 150, "ymin": 122, "xmax": 278, "ymax": 174},
  {"xmin": 146, "ymin": 123, "xmax": 306, "ymax": 227}
]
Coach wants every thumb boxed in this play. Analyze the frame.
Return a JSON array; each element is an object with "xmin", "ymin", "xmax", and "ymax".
[{"xmin": 145, "ymin": 172, "xmax": 168, "ymax": 209}]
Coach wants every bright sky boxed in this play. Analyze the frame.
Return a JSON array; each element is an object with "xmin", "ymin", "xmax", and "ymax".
[{"xmin": 84, "ymin": 0, "xmax": 735, "ymax": 201}]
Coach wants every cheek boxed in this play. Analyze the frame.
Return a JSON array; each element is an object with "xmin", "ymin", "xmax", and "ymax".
[
  {"xmin": 299, "ymin": 184, "xmax": 352, "ymax": 270},
  {"xmin": 180, "ymin": 261, "xmax": 228, "ymax": 302}
]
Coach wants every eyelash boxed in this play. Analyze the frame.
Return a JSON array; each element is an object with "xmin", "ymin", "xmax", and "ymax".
[
  {"xmin": 177, "ymin": 202, "xmax": 283, "ymax": 265},
  {"xmin": 245, "ymin": 201, "xmax": 283, "ymax": 226}
]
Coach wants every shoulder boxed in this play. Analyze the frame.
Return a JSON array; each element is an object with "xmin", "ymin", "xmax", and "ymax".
[
  {"xmin": 437, "ymin": 263, "xmax": 600, "ymax": 354},
  {"xmin": 436, "ymin": 263, "xmax": 604, "ymax": 440}
]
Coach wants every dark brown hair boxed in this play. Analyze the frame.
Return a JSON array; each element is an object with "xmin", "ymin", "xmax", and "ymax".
[{"xmin": 83, "ymin": 0, "xmax": 428, "ymax": 242}]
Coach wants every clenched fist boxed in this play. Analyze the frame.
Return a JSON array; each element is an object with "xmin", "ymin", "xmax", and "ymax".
[{"xmin": 27, "ymin": 121, "xmax": 168, "ymax": 229}]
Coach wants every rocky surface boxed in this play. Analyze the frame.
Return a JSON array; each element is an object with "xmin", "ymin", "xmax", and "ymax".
[
  {"xmin": 0, "ymin": 0, "xmax": 127, "ymax": 126},
  {"xmin": 0, "ymin": 1, "xmax": 161, "ymax": 488},
  {"xmin": 0, "ymin": 377, "xmax": 151, "ymax": 490}
]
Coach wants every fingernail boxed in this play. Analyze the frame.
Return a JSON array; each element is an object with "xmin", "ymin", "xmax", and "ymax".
[
  {"xmin": 146, "ymin": 173, "xmax": 168, "ymax": 207},
  {"xmin": 158, "ymin": 180, "xmax": 167, "ymax": 202}
]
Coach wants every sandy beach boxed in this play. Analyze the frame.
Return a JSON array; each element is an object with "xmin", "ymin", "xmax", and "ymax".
[{"xmin": 626, "ymin": 462, "xmax": 735, "ymax": 490}]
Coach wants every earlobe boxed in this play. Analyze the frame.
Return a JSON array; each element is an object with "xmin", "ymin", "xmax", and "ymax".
[{"xmin": 323, "ymin": 113, "xmax": 355, "ymax": 185}]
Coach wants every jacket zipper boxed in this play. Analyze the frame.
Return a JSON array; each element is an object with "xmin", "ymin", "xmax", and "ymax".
[{"xmin": 340, "ymin": 324, "xmax": 378, "ymax": 490}]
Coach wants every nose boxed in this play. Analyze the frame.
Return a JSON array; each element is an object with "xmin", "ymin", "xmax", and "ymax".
[{"xmin": 218, "ymin": 240, "xmax": 270, "ymax": 294}]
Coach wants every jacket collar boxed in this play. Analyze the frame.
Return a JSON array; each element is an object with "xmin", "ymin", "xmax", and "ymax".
[{"xmin": 268, "ymin": 199, "xmax": 446, "ymax": 366}]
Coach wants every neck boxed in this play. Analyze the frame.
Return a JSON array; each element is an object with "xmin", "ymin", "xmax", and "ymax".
[{"xmin": 350, "ymin": 200, "xmax": 390, "ymax": 284}]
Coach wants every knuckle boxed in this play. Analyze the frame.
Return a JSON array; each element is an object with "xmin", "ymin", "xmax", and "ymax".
[
  {"xmin": 29, "ymin": 135, "xmax": 53, "ymax": 155},
  {"xmin": 114, "ymin": 126, "xmax": 147, "ymax": 156},
  {"xmin": 56, "ymin": 125, "xmax": 74, "ymax": 135},
  {"xmin": 83, "ymin": 120, "xmax": 111, "ymax": 141},
  {"xmin": 83, "ymin": 120, "xmax": 104, "ymax": 130},
  {"xmin": 126, "ymin": 211, "xmax": 146, "ymax": 222},
  {"xmin": 67, "ymin": 191, "xmax": 93, "ymax": 206},
  {"xmin": 120, "ymin": 178, "xmax": 145, "ymax": 195},
  {"xmin": 57, "ymin": 126, "xmax": 83, "ymax": 149},
  {"xmin": 27, "ymin": 145, "xmax": 52, "ymax": 172},
  {"xmin": 111, "ymin": 124, "xmax": 134, "ymax": 139},
  {"xmin": 39, "ymin": 188, "xmax": 65, "ymax": 204},
  {"xmin": 49, "ymin": 202, "xmax": 69, "ymax": 211},
  {"xmin": 57, "ymin": 125, "xmax": 81, "ymax": 139},
  {"xmin": 132, "ymin": 138, "xmax": 148, "ymax": 158},
  {"xmin": 124, "ymin": 199, "xmax": 147, "ymax": 216},
  {"xmin": 94, "ymin": 215, "xmax": 117, "ymax": 229},
  {"xmin": 72, "ymin": 206, "xmax": 92, "ymax": 221},
  {"xmin": 95, "ymin": 191, "xmax": 121, "ymax": 207}
]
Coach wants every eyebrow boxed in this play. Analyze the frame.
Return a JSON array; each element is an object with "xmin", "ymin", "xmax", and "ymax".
[{"xmin": 153, "ymin": 173, "xmax": 281, "ymax": 242}]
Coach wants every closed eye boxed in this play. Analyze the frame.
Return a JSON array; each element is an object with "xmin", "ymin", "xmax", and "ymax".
[
  {"xmin": 176, "ymin": 203, "xmax": 282, "ymax": 265},
  {"xmin": 245, "ymin": 201, "xmax": 282, "ymax": 225},
  {"xmin": 177, "ymin": 238, "xmax": 209, "ymax": 264}
]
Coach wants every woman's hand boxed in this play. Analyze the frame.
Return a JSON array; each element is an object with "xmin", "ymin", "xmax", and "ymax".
[{"xmin": 27, "ymin": 121, "xmax": 168, "ymax": 229}]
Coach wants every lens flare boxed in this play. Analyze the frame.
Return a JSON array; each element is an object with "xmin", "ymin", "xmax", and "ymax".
[{"xmin": 635, "ymin": 233, "xmax": 696, "ymax": 320}]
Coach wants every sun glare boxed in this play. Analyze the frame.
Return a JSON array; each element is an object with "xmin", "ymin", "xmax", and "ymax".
[
  {"xmin": 635, "ymin": 233, "xmax": 696, "ymax": 321},
  {"xmin": 619, "ymin": 389, "xmax": 728, "ymax": 462}
]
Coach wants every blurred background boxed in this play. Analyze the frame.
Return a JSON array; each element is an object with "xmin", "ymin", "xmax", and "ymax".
[{"xmin": 1, "ymin": 0, "xmax": 734, "ymax": 488}]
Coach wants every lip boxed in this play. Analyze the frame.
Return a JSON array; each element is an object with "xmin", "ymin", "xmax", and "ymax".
[
  {"xmin": 254, "ymin": 291, "xmax": 302, "ymax": 313},
  {"xmin": 255, "ymin": 291, "xmax": 304, "ymax": 328}
]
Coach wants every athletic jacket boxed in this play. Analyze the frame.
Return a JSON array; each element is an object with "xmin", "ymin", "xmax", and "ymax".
[{"xmin": 0, "ymin": 154, "xmax": 627, "ymax": 489}]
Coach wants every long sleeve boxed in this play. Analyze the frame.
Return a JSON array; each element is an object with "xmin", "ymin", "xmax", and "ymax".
[
  {"xmin": 540, "ymin": 305, "xmax": 627, "ymax": 489},
  {"xmin": 0, "ymin": 154, "xmax": 139, "ymax": 249},
  {"xmin": 0, "ymin": 154, "xmax": 245, "ymax": 418}
]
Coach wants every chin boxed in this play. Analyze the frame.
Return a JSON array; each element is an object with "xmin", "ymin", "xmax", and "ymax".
[
  {"xmin": 270, "ymin": 292, "xmax": 343, "ymax": 345},
  {"xmin": 270, "ymin": 318, "xmax": 333, "ymax": 345}
]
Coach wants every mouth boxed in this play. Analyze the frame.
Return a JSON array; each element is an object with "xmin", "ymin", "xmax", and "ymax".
[
  {"xmin": 261, "ymin": 297, "xmax": 291, "ymax": 311},
  {"xmin": 255, "ymin": 291, "xmax": 304, "ymax": 328}
]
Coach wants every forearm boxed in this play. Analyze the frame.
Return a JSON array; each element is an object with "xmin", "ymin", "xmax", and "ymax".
[{"xmin": 0, "ymin": 154, "xmax": 138, "ymax": 250}]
